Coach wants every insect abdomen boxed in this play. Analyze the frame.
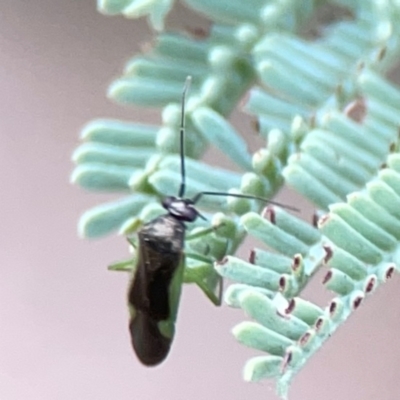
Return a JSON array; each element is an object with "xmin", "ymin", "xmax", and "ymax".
[{"xmin": 129, "ymin": 310, "xmax": 172, "ymax": 366}]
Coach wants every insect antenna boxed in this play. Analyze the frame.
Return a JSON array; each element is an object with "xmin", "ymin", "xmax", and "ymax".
[
  {"xmin": 178, "ymin": 76, "xmax": 192, "ymax": 199},
  {"xmin": 177, "ymin": 76, "xmax": 297, "ymax": 213},
  {"xmin": 191, "ymin": 191, "xmax": 299, "ymax": 213}
]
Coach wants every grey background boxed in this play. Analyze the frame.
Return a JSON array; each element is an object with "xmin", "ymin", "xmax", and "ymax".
[{"xmin": 1, "ymin": 1, "xmax": 400, "ymax": 399}]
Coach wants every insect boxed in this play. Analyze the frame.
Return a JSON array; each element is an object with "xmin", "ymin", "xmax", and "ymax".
[{"xmin": 118, "ymin": 76, "xmax": 297, "ymax": 366}]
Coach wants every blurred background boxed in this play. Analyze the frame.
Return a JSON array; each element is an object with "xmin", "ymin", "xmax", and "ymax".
[{"xmin": 1, "ymin": 1, "xmax": 400, "ymax": 399}]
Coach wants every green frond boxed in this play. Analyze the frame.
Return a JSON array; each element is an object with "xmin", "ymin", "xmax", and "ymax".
[
  {"xmin": 222, "ymin": 70, "xmax": 400, "ymax": 399},
  {"xmin": 226, "ymin": 151, "xmax": 400, "ymax": 395},
  {"xmin": 98, "ymin": 0, "xmax": 317, "ymax": 31},
  {"xmin": 72, "ymin": 0, "xmax": 400, "ymax": 398},
  {"xmin": 98, "ymin": 0, "xmax": 175, "ymax": 30}
]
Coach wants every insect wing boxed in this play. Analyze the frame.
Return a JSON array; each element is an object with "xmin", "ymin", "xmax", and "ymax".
[{"xmin": 128, "ymin": 215, "xmax": 185, "ymax": 366}]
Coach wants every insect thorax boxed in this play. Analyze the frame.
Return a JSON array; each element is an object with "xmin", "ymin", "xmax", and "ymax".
[{"xmin": 139, "ymin": 214, "xmax": 185, "ymax": 254}]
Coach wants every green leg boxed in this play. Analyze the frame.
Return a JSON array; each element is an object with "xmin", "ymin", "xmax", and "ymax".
[
  {"xmin": 184, "ymin": 258, "xmax": 223, "ymax": 306},
  {"xmin": 185, "ymin": 224, "xmax": 222, "ymax": 241},
  {"xmin": 109, "ymin": 234, "xmax": 139, "ymax": 272},
  {"xmin": 184, "ymin": 224, "xmax": 228, "ymax": 306},
  {"xmin": 108, "ymin": 257, "xmax": 136, "ymax": 272}
]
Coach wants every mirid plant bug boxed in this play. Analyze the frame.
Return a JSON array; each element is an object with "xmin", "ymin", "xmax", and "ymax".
[{"xmin": 124, "ymin": 76, "xmax": 297, "ymax": 366}]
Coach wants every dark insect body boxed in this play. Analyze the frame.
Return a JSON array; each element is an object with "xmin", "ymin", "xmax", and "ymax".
[
  {"xmin": 128, "ymin": 202, "xmax": 197, "ymax": 365},
  {"xmin": 127, "ymin": 77, "xmax": 297, "ymax": 366}
]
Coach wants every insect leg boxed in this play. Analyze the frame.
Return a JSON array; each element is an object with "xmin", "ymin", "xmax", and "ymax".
[
  {"xmin": 108, "ymin": 235, "xmax": 140, "ymax": 272},
  {"xmin": 108, "ymin": 257, "xmax": 136, "ymax": 272},
  {"xmin": 184, "ymin": 220, "xmax": 230, "ymax": 304},
  {"xmin": 185, "ymin": 223, "xmax": 224, "ymax": 241},
  {"xmin": 183, "ymin": 257, "xmax": 223, "ymax": 306}
]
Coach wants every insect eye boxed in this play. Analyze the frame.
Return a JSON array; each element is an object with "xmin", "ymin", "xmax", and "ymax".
[
  {"xmin": 179, "ymin": 205, "xmax": 198, "ymax": 222},
  {"xmin": 162, "ymin": 196, "xmax": 176, "ymax": 210}
]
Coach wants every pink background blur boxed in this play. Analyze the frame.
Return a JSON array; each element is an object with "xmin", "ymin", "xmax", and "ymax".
[{"xmin": 1, "ymin": 2, "xmax": 400, "ymax": 399}]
